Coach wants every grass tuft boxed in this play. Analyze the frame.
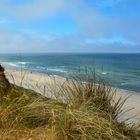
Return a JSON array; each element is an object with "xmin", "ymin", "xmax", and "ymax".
[{"xmin": 0, "ymin": 71, "xmax": 140, "ymax": 139}]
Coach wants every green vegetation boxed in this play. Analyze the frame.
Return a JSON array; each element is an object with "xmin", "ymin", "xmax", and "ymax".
[{"xmin": 0, "ymin": 71, "xmax": 140, "ymax": 140}]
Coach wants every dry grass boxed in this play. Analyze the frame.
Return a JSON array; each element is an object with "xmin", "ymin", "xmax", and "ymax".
[{"xmin": 0, "ymin": 72, "xmax": 140, "ymax": 140}]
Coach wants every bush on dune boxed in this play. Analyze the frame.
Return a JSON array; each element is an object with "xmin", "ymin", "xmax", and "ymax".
[{"xmin": 0, "ymin": 69, "xmax": 140, "ymax": 140}]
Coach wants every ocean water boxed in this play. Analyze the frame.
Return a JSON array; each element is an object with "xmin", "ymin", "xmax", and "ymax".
[{"xmin": 0, "ymin": 53, "xmax": 140, "ymax": 92}]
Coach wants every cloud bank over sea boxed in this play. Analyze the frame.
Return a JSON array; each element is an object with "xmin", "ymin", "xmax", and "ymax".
[{"xmin": 0, "ymin": 0, "xmax": 140, "ymax": 53}]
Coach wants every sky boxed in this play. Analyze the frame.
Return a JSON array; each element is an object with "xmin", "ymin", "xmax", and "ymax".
[{"xmin": 0, "ymin": 0, "xmax": 140, "ymax": 53}]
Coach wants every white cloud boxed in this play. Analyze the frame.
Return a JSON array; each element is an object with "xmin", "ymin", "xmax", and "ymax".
[
  {"xmin": 0, "ymin": 0, "xmax": 64, "ymax": 22},
  {"xmin": 0, "ymin": 28, "xmax": 67, "ymax": 53},
  {"xmin": 0, "ymin": 0, "xmax": 139, "ymax": 53},
  {"xmin": 0, "ymin": 28, "xmax": 139, "ymax": 53},
  {"xmin": 60, "ymin": 1, "xmax": 117, "ymax": 39}
]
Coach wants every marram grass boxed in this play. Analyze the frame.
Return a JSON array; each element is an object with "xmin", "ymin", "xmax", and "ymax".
[{"xmin": 0, "ymin": 72, "xmax": 140, "ymax": 140}]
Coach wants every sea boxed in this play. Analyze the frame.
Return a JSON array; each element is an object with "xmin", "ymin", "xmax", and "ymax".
[{"xmin": 0, "ymin": 53, "xmax": 140, "ymax": 92}]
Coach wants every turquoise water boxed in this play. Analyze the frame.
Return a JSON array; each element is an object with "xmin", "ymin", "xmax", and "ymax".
[{"xmin": 0, "ymin": 53, "xmax": 140, "ymax": 92}]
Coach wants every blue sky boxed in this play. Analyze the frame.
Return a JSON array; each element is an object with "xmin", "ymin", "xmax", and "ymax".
[{"xmin": 0, "ymin": 0, "xmax": 140, "ymax": 53}]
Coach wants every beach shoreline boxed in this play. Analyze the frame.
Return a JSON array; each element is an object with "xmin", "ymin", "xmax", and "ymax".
[{"xmin": 5, "ymin": 67, "xmax": 140, "ymax": 122}]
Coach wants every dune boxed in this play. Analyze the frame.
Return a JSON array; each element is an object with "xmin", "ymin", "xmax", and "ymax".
[{"xmin": 5, "ymin": 68, "xmax": 140, "ymax": 123}]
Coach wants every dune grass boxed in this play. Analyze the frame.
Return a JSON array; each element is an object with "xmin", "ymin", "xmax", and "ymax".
[{"xmin": 0, "ymin": 71, "xmax": 140, "ymax": 140}]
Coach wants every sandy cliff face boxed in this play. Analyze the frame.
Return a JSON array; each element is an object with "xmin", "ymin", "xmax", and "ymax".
[{"xmin": 0, "ymin": 65, "xmax": 10, "ymax": 93}]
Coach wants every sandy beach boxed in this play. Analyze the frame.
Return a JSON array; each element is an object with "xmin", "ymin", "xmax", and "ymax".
[{"xmin": 5, "ymin": 68, "xmax": 140, "ymax": 122}]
